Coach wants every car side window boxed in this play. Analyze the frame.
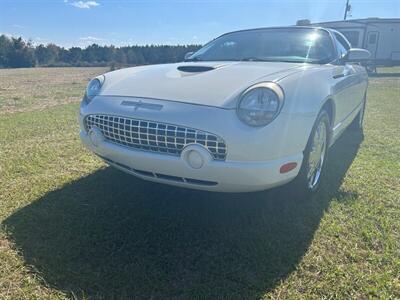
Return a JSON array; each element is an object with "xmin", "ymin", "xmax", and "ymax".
[
  {"xmin": 341, "ymin": 30, "xmax": 360, "ymax": 47},
  {"xmin": 334, "ymin": 33, "xmax": 351, "ymax": 59}
]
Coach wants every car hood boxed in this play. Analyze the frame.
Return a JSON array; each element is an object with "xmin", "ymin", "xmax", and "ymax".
[{"xmin": 101, "ymin": 61, "xmax": 309, "ymax": 108}]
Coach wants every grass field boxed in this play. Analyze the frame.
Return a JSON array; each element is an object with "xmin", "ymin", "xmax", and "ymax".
[{"xmin": 0, "ymin": 67, "xmax": 399, "ymax": 299}]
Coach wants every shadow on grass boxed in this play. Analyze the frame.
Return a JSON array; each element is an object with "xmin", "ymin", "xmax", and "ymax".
[{"xmin": 3, "ymin": 130, "xmax": 363, "ymax": 299}]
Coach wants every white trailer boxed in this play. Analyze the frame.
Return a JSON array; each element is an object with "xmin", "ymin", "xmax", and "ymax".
[{"xmin": 313, "ymin": 18, "xmax": 400, "ymax": 71}]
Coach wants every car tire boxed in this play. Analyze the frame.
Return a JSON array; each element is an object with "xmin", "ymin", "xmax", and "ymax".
[
  {"xmin": 291, "ymin": 109, "xmax": 330, "ymax": 197},
  {"xmin": 350, "ymin": 96, "xmax": 366, "ymax": 132}
]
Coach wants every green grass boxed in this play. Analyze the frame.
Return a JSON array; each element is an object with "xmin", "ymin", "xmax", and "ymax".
[
  {"xmin": 0, "ymin": 67, "xmax": 399, "ymax": 299},
  {"xmin": 0, "ymin": 67, "xmax": 107, "ymax": 114}
]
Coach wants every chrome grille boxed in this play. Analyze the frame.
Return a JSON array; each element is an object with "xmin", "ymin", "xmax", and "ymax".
[{"xmin": 84, "ymin": 114, "xmax": 227, "ymax": 160}]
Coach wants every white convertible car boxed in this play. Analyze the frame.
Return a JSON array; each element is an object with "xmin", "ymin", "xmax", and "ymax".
[{"xmin": 79, "ymin": 27, "xmax": 370, "ymax": 193}]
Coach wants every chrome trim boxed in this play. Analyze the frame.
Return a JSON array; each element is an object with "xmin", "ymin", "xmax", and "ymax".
[
  {"xmin": 332, "ymin": 122, "xmax": 342, "ymax": 131},
  {"xmin": 120, "ymin": 100, "xmax": 163, "ymax": 111},
  {"xmin": 84, "ymin": 114, "xmax": 227, "ymax": 160}
]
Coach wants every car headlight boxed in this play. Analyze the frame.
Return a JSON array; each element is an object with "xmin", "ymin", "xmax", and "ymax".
[
  {"xmin": 237, "ymin": 82, "xmax": 284, "ymax": 127},
  {"xmin": 83, "ymin": 75, "xmax": 105, "ymax": 104}
]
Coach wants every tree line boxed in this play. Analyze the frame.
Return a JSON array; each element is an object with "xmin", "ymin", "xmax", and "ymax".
[{"xmin": 0, "ymin": 35, "xmax": 202, "ymax": 68}]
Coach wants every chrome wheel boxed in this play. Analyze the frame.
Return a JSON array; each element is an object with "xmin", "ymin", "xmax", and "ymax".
[{"xmin": 307, "ymin": 121, "xmax": 327, "ymax": 189}]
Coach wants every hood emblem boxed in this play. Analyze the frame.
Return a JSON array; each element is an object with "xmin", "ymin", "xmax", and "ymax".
[{"xmin": 121, "ymin": 100, "xmax": 163, "ymax": 111}]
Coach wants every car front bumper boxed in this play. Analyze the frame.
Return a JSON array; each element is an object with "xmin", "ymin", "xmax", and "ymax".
[
  {"xmin": 79, "ymin": 96, "xmax": 315, "ymax": 192},
  {"xmin": 80, "ymin": 130, "xmax": 302, "ymax": 192}
]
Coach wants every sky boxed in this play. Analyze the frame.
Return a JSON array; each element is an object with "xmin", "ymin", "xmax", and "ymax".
[{"xmin": 0, "ymin": 0, "xmax": 399, "ymax": 48}]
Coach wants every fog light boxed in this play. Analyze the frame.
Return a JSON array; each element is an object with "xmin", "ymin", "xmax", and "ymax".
[
  {"xmin": 89, "ymin": 127, "xmax": 104, "ymax": 147},
  {"xmin": 187, "ymin": 150, "xmax": 204, "ymax": 169}
]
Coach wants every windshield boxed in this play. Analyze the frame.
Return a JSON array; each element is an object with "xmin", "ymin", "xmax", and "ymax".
[{"xmin": 187, "ymin": 28, "xmax": 335, "ymax": 64}]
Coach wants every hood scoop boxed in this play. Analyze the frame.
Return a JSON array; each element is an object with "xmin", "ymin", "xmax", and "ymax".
[{"xmin": 177, "ymin": 65, "xmax": 215, "ymax": 73}]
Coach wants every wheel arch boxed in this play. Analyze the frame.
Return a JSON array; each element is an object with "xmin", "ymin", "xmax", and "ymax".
[
  {"xmin": 303, "ymin": 97, "xmax": 335, "ymax": 154},
  {"xmin": 321, "ymin": 98, "xmax": 335, "ymax": 127},
  {"xmin": 320, "ymin": 98, "xmax": 335, "ymax": 145},
  {"xmin": 296, "ymin": 99, "xmax": 332, "ymax": 195}
]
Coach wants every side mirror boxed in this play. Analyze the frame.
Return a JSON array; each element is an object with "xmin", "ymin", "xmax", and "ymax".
[
  {"xmin": 184, "ymin": 52, "xmax": 194, "ymax": 60},
  {"xmin": 345, "ymin": 48, "xmax": 371, "ymax": 62}
]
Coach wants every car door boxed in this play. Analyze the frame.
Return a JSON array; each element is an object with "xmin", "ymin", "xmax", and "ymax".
[{"xmin": 331, "ymin": 33, "xmax": 366, "ymax": 129}]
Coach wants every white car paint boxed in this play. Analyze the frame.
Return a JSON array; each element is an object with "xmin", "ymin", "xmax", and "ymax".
[
  {"xmin": 79, "ymin": 27, "xmax": 369, "ymax": 192},
  {"xmin": 100, "ymin": 61, "xmax": 310, "ymax": 108}
]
